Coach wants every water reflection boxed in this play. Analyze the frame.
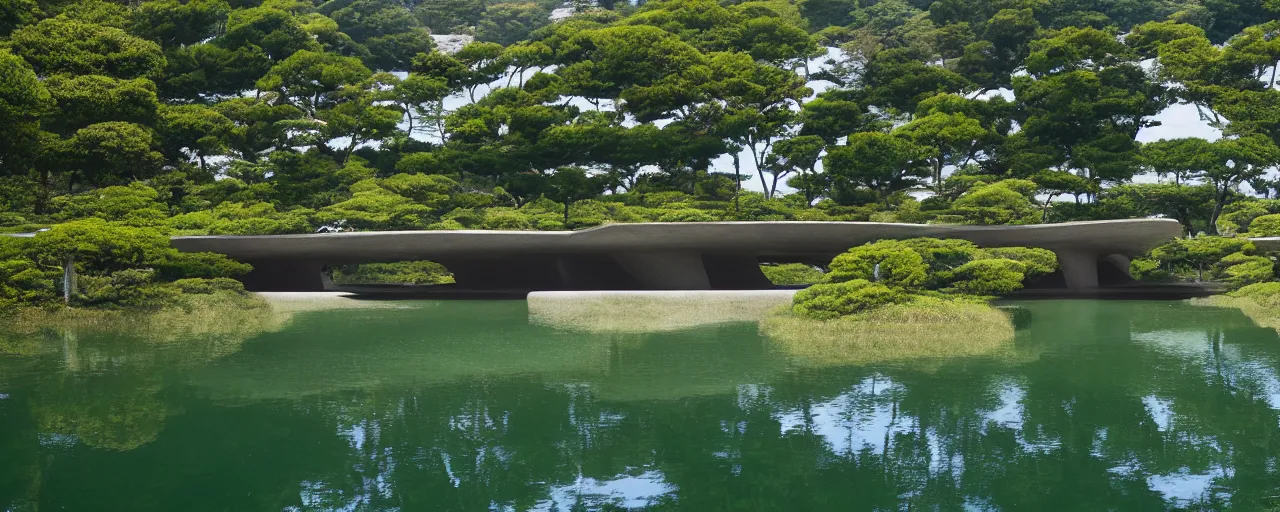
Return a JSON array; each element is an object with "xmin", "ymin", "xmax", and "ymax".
[{"xmin": 2, "ymin": 300, "xmax": 1280, "ymax": 510}]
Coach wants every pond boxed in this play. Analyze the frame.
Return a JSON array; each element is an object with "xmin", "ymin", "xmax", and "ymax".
[{"xmin": 1, "ymin": 299, "xmax": 1279, "ymax": 510}]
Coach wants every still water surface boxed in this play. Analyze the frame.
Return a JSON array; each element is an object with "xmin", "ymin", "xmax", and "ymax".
[{"xmin": 2, "ymin": 300, "xmax": 1280, "ymax": 510}]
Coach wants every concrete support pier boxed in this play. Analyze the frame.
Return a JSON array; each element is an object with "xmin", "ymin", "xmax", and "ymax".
[{"xmin": 1054, "ymin": 250, "xmax": 1100, "ymax": 290}]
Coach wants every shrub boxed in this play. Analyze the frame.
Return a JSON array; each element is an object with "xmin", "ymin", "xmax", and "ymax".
[
  {"xmin": 761, "ymin": 263, "xmax": 824, "ymax": 285},
  {"xmin": 1248, "ymin": 214, "xmax": 1280, "ymax": 237},
  {"xmin": 77, "ymin": 269, "xmax": 180, "ymax": 309},
  {"xmin": 792, "ymin": 279, "xmax": 905, "ymax": 320},
  {"xmin": 897, "ymin": 238, "xmax": 979, "ymax": 272},
  {"xmin": 1231, "ymin": 282, "xmax": 1280, "ymax": 307},
  {"xmin": 826, "ymin": 240, "xmax": 928, "ymax": 290},
  {"xmin": 1216, "ymin": 252, "xmax": 1274, "ymax": 290},
  {"xmin": 945, "ymin": 258, "xmax": 1027, "ymax": 295},
  {"xmin": 482, "ymin": 210, "xmax": 533, "ymax": 230},
  {"xmin": 1129, "ymin": 257, "xmax": 1172, "ymax": 281},
  {"xmin": 158, "ymin": 252, "xmax": 253, "ymax": 280},
  {"xmin": 978, "ymin": 247, "xmax": 1058, "ymax": 277},
  {"xmin": 171, "ymin": 278, "xmax": 247, "ymax": 295},
  {"xmin": 950, "ymin": 179, "xmax": 1039, "ymax": 225},
  {"xmin": 657, "ymin": 209, "xmax": 717, "ymax": 222},
  {"xmin": 330, "ymin": 261, "xmax": 454, "ymax": 285}
]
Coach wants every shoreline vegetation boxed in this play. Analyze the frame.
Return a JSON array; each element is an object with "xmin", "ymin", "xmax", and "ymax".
[
  {"xmin": 527, "ymin": 290, "xmax": 797, "ymax": 332},
  {"xmin": 759, "ymin": 298, "xmax": 1017, "ymax": 366},
  {"xmin": 1194, "ymin": 282, "xmax": 1280, "ymax": 331},
  {"xmin": 0, "ymin": 290, "xmax": 394, "ymax": 358},
  {"xmin": 756, "ymin": 237, "xmax": 1051, "ymax": 364}
]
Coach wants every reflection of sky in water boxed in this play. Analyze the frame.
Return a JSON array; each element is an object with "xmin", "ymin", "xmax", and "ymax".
[
  {"xmin": 1143, "ymin": 395, "xmax": 1174, "ymax": 432},
  {"xmin": 776, "ymin": 375, "xmax": 907, "ymax": 456},
  {"xmin": 982, "ymin": 378, "xmax": 1060, "ymax": 454},
  {"xmin": 533, "ymin": 470, "xmax": 676, "ymax": 511},
  {"xmin": 1133, "ymin": 330, "xmax": 1216, "ymax": 357},
  {"xmin": 1148, "ymin": 469, "xmax": 1219, "ymax": 505}
]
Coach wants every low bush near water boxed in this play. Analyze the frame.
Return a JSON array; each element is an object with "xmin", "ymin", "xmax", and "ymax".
[
  {"xmin": 761, "ymin": 297, "xmax": 1017, "ymax": 366},
  {"xmin": 787, "ymin": 238, "xmax": 1056, "ymax": 321}
]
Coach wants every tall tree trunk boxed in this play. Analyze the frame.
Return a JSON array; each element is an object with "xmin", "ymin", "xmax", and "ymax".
[
  {"xmin": 732, "ymin": 153, "xmax": 741, "ymax": 213},
  {"xmin": 34, "ymin": 168, "xmax": 50, "ymax": 215},
  {"xmin": 749, "ymin": 143, "xmax": 770, "ymax": 199},
  {"xmin": 1208, "ymin": 188, "xmax": 1227, "ymax": 235},
  {"xmin": 934, "ymin": 158, "xmax": 944, "ymax": 194}
]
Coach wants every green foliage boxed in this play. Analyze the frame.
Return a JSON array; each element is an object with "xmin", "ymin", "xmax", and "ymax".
[
  {"xmin": 1247, "ymin": 213, "xmax": 1280, "ymax": 236},
  {"xmin": 949, "ymin": 179, "xmax": 1039, "ymax": 225},
  {"xmin": 0, "ymin": 219, "xmax": 252, "ymax": 309},
  {"xmin": 1216, "ymin": 252, "xmax": 1275, "ymax": 290},
  {"xmin": 1230, "ymin": 281, "xmax": 1280, "ymax": 307},
  {"xmin": 978, "ymin": 247, "xmax": 1058, "ymax": 278},
  {"xmin": 330, "ymin": 260, "xmax": 455, "ymax": 285},
  {"xmin": 1, "ymin": 0, "xmax": 1280, "ymax": 297},
  {"xmin": 51, "ymin": 183, "xmax": 168, "ymax": 226},
  {"xmin": 791, "ymin": 279, "xmax": 906, "ymax": 320},
  {"xmin": 170, "ymin": 277, "xmax": 247, "ymax": 294},
  {"xmin": 944, "ymin": 258, "xmax": 1027, "ymax": 295},
  {"xmin": 1143, "ymin": 236, "xmax": 1260, "ymax": 282},
  {"xmin": 9, "ymin": 18, "xmax": 166, "ymax": 79},
  {"xmin": 168, "ymin": 202, "xmax": 312, "ymax": 235},
  {"xmin": 826, "ymin": 239, "xmax": 928, "ymax": 290},
  {"xmin": 760, "ymin": 263, "xmax": 824, "ymax": 286},
  {"xmin": 802, "ymin": 237, "xmax": 1045, "ymax": 319}
]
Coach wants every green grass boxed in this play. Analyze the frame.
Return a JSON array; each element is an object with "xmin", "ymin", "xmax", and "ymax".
[
  {"xmin": 760, "ymin": 263, "xmax": 825, "ymax": 285},
  {"xmin": 1191, "ymin": 282, "xmax": 1280, "ymax": 331},
  {"xmin": 759, "ymin": 296, "xmax": 1017, "ymax": 367},
  {"xmin": 528, "ymin": 291, "xmax": 796, "ymax": 333},
  {"xmin": 1, "ymin": 292, "xmax": 276, "ymax": 349}
]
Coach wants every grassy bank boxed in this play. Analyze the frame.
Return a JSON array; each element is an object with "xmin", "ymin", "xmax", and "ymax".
[
  {"xmin": 1193, "ymin": 282, "xmax": 1280, "ymax": 331},
  {"xmin": 528, "ymin": 290, "xmax": 797, "ymax": 333},
  {"xmin": 759, "ymin": 296, "xmax": 1017, "ymax": 366},
  {"xmin": 0, "ymin": 291, "xmax": 405, "ymax": 361},
  {"xmin": 2, "ymin": 292, "xmax": 274, "ymax": 346}
]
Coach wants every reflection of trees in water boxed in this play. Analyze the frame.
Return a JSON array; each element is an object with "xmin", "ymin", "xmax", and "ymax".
[
  {"xmin": 7, "ymin": 300, "xmax": 1280, "ymax": 510},
  {"xmin": 281, "ymin": 301, "xmax": 1280, "ymax": 510}
]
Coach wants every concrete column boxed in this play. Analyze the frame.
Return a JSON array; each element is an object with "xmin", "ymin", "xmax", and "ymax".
[
  {"xmin": 613, "ymin": 252, "xmax": 711, "ymax": 290},
  {"xmin": 1055, "ymin": 250, "xmax": 1099, "ymax": 290}
]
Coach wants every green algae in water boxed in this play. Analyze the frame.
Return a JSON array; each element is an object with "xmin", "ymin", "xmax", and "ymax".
[{"xmin": 2, "ymin": 299, "xmax": 1280, "ymax": 510}]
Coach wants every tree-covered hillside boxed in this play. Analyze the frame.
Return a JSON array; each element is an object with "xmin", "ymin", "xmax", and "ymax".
[{"xmin": 0, "ymin": 0, "xmax": 1278, "ymax": 235}]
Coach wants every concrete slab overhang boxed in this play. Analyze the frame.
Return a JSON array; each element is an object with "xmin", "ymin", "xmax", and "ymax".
[
  {"xmin": 170, "ymin": 219, "xmax": 1181, "ymax": 263},
  {"xmin": 161, "ymin": 219, "xmax": 1182, "ymax": 292}
]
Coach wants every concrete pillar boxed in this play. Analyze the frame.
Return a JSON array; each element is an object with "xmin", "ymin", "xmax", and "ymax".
[
  {"xmin": 613, "ymin": 252, "xmax": 711, "ymax": 290},
  {"xmin": 1055, "ymin": 250, "xmax": 1099, "ymax": 290}
]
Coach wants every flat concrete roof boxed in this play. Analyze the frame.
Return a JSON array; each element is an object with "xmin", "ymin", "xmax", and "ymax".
[
  {"xmin": 1249, "ymin": 237, "xmax": 1280, "ymax": 251},
  {"xmin": 167, "ymin": 219, "xmax": 1182, "ymax": 263}
]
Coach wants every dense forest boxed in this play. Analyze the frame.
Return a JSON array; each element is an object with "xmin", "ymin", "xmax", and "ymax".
[
  {"xmin": 0, "ymin": 0, "xmax": 1278, "ymax": 234},
  {"xmin": 3, "ymin": 0, "xmax": 1280, "ymax": 306}
]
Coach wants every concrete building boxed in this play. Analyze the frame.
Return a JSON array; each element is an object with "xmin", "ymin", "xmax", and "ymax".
[{"xmin": 169, "ymin": 219, "xmax": 1183, "ymax": 292}]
